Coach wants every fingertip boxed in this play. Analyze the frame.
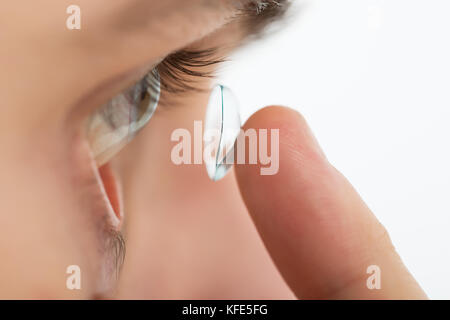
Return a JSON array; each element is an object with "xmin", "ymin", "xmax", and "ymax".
[
  {"xmin": 242, "ymin": 106, "xmax": 309, "ymax": 137},
  {"xmin": 235, "ymin": 105, "xmax": 330, "ymax": 202}
]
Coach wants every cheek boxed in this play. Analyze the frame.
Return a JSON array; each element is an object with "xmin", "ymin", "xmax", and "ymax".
[{"xmin": 0, "ymin": 126, "xmax": 100, "ymax": 298}]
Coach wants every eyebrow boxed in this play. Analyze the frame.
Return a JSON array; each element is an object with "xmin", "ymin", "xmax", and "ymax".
[
  {"xmin": 236, "ymin": 0, "xmax": 291, "ymax": 36},
  {"xmin": 111, "ymin": 0, "xmax": 290, "ymax": 36}
]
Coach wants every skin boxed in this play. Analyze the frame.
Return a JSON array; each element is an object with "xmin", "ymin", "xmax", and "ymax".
[{"xmin": 0, "ymin": 0, "xmax": 427, "ymax": 299}]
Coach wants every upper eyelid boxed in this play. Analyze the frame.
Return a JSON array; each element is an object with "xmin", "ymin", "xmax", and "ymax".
[{"xmin": 69, "ymin": 47, "xmax": 223, "ymax": 129}]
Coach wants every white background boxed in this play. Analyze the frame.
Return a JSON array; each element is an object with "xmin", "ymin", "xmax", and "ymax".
[{"xmin": 220, "ymin": 0, "xmax": 450, "ymax": 299}]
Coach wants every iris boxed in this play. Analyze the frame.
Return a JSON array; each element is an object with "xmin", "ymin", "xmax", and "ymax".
[{"xmin": 86, "ymin": 69, "xmax": 161, "ymax": 166}]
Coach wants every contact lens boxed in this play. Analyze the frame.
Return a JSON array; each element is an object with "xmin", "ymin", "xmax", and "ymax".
[
  {"xmin": 203, "ymin": 85, "xmax": 241, "ymax": 182},
  {"xmin": 87, "ymin": 69, "xmax": 161, "ymax": 166}
]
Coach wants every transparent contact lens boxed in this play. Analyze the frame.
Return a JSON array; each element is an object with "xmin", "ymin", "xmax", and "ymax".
[
  {"xmin": 203, "ymin": 85, "xmax": 241, "ymax": 182},
  {"xmin": 87, "ymin": 69, "xmax": 161, "ymax": 167}
]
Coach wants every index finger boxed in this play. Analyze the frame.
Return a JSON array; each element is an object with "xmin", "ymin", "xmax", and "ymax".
[{"xmin": 235, "ymin": 106, "xmax": 427, "ymax": 299}]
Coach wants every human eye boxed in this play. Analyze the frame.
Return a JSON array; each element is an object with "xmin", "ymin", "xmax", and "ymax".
[
  {"xmin": 86, "ymin": 68, "xmax": 161, "ymax": 166},
  {"xmin": 85, "ymin": 49, "xmax": 222, "ymax": 167}
]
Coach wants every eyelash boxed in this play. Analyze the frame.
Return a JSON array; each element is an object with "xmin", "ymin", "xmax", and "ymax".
[{"xmin": 146, "ymin": 48, "xmax": 225, "ymax": 106}]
